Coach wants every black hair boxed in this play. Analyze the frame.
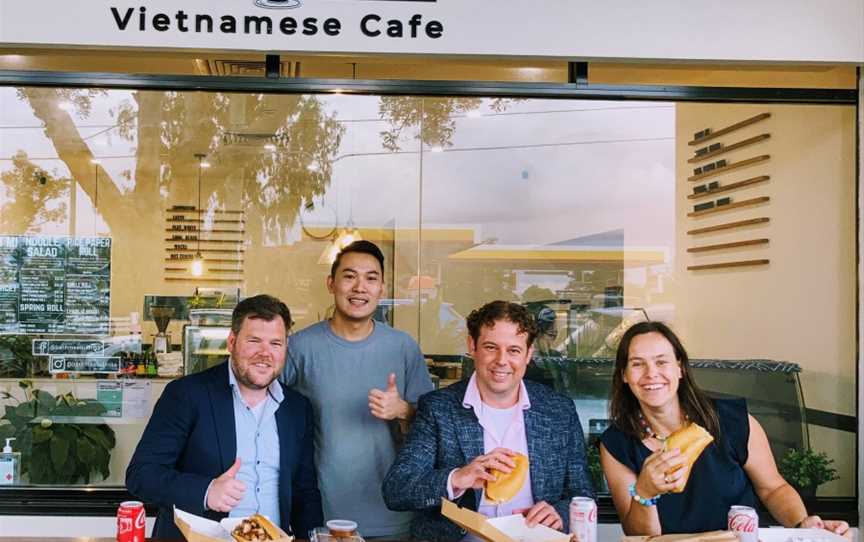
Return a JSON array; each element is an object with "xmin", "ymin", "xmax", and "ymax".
[{"xmin": 330, "ymin": 240, "xmax": 385, "ymax": 278}]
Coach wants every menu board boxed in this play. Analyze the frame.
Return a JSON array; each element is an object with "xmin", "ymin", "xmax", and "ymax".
[{"xmin": 0, "ymin": 235, "xmax": 111, "ymax": 335}]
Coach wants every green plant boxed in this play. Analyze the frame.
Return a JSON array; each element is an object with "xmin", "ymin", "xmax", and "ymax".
[
  {"xmin": 585, "ymin": 440, "xmax": 607, "ymax": 493},
  {"xmin": 778, "ymin": 448, "xmax": 839, "ymax": 490},
  {"xmin": 0, "ymin": 335, "xmax": 36, "ymax": 377},
  {"xmin": 0, "ymin": 380, "xmax": 116, "ymax": 484}
]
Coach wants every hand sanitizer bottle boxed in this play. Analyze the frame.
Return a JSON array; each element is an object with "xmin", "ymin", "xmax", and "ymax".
[{"xmin": 0, "ymin": 437, "xmax": 21, "ymax": 485}]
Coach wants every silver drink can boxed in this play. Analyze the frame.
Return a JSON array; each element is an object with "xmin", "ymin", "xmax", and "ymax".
[
  {"xmin": 569, "ymin": 497, "xmax": 597, "ymax": 542},
  {"xmin": 728, "ymin": 505, "xmax": 758, "ymax": 542}
]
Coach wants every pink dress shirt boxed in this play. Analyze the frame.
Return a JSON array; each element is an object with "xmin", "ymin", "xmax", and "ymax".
[{"xmin": 447, "ymin": 373, "xmax": 535, "ymax": 538}]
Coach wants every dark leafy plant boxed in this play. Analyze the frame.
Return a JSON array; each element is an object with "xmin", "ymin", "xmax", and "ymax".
[
  {"xmin": 585, "ymin": 440, "xmax": 607, "ymax": 493},
  {"xmin": 0, "ymin": 335, "xmax": 35, "ymax": 378},
  {"xmin": 778, "ymin": 448, "xmax": 839, "ymax": 491},
  {"xmin": 0, "ymin": 380, "xmax": 115, "ymax": 484}
]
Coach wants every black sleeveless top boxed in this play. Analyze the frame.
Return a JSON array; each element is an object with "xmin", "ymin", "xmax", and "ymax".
[{"xmin": 601, "ymin": 398, "xmax": 759, "ymax": 533}]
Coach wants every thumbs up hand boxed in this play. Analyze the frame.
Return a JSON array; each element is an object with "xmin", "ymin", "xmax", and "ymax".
[
  {"xmin": 206, "ymin": 458, "xmax": 247, "ymax": 512},
  {"xmin": 369, "ymin": 373, "xmax": 409, "ymax": 421}
]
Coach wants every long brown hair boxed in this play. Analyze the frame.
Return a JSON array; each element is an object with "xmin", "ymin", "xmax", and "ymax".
[{"xmin": 609, "ymin": 321, "xmax": 721, "ymax": 441}]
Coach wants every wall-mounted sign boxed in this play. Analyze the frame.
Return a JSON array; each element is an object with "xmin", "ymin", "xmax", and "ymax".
[
  {"xmin": 49, "ymin": 356, "xmax": 121, "ymax": 374},
  {"xmin": 0, "ymin": 1, "xmax": 861, "ymax": 63},
  {"xmin": 32, "ymin": 339, "xmax": 106, "ymax": 356},
  {"xmin": 0, "ymin": 236, "xmax": 111, "ymax": 335}
]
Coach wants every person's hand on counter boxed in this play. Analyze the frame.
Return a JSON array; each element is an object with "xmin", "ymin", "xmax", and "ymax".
[{"xmin": 799, "ymin": 515, "xmax": 852, "ymax": 540}]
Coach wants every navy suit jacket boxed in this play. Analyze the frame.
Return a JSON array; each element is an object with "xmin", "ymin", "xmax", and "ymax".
[
  {"xmin": 382, "ymin": 379, "xmax": 595, "ymax": 542},
  {"xmin": 126, "ymin": 362, "xmax": 323, "ymax": 539}
]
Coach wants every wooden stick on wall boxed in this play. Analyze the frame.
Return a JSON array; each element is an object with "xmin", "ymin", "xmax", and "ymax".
[
  {"xmin": 688, "ymin": 134, "xmax": 771, "ymax": 163},
  {"xmin": 687, "ymin": 217, "xmax": 770, "ymax": 235},
  {"xmin": 687, "ymin": 239, "xmax": 769, "ymax": 253},
  {"xmin": 687, "ymin": 175, "xmax": 770, "ymax": 200},
  {"xmin": 687, "ymin": 196, "xmax": 770, "ymax": 218},
  {"xmin": 687, "ymin": 259, "xmax": 769, "ymax": 271},
  {"xmin": 687, "ymin": 155, "xmax": 770, "ymax": 182},
  {"xmin": 687, "ymin": 113, "xmax": 771, "ymax": 146}
]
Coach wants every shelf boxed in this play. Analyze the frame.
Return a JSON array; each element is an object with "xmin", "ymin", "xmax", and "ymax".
[
  {"xmin": 165, "ymin": 258, "xmax": 243, "ymax": 263},
  {"xmin": 167, "ymin": 219, "xmax": 244, "ymax": 224},
  {"xmin": 687, "ymin": 155, "xmax": 770, "ymax": 182},
  {"xmin": 688, "ymin": 133, "xmax": 771, "ymax": 163},
  {"xmin": 167, "ymin": 248, "xmax": 245, "ymax": 253},
  {"xmin": 687, "ymin": 217, "xmax": 770, "ymax": 235},
  {"xmin": 687, "ymin": 238, "xmax": 769, "ymax": 253},
  {"xmin": 165, "ymin": 277, "xmax": 243, "ymax": 283},
  {"xmin": 688, "ymin": 175, "xmax": 770, "ymax": 200},
  {"xmin": 165, "ymin": 238, "xmax": 244, "ymax": 244},
  {"xmin": 687, "ymin": 196, "xmax": 770, "ymax": 218},
  {"xmin": 688, "ymin": 113, "xmax": 771, "ymax": 146},
  {"xmin": 167, "ymin": 208, "xmax": 244, "ymax": 215},
  {"xmin": 166, "ymin": 229, "xmax": 245, "ymax": 234},
  {"xmin": 687, "ymin": 259, "xmax": 769, "ymax": 271}
]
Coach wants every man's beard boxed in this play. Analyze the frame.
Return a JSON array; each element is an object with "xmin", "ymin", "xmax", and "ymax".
[{"xmin": 231, "ymin": 358, "xmax": 276, "ymax": 390}]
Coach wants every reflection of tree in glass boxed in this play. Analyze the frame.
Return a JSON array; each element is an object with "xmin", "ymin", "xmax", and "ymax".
[
  {"xmin": 378, "ymin": 97, "xmax": 518, "ymax": 152},
  {"xmin": 15, "ymin": 88, "xmax": 345, "ymax": 301},
  {"xmin": 0, "ymin": 151, "xmax": 69, "ymax": 233}
]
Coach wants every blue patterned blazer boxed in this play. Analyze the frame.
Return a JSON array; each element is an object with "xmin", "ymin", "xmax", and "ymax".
[{"xmin": 382, "ymin": 379, "xmax": 595, "ymax": 542}]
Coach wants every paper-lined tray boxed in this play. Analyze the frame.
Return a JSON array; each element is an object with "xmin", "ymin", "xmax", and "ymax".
[{"xmin": 622, "ymin": 528, "xmax": 850, "ymax": 542}]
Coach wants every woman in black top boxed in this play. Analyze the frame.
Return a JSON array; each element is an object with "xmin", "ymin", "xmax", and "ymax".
[{"xmin": 600, "ymin": 321, "xmax": 849, "ymax": 537}]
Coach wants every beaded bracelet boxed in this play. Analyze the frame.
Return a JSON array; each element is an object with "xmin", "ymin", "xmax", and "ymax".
[{"xmin": 629, "ymin": 482, "xmax": 661, "ymax": 507}]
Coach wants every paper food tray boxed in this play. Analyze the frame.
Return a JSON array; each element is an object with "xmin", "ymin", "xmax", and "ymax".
[
  {"xmin": 174, "ymin": 507, "xmax": 293, "ymax": 542},
  {"xmin": 441, "ymin": 499, "xmax": 570, "ymax": 542}
]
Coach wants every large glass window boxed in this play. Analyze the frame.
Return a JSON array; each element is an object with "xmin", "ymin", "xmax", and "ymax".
[{"xmin": 0, "ymin": 88, "xmax": 856, "ymax": 501}]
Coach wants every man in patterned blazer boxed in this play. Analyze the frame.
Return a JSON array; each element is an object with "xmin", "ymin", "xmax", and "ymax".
[{"xmin": 383, "ymin": 300, "xmax": 595, "ymax": 542}]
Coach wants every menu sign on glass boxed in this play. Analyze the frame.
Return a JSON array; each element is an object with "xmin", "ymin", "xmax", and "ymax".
[{"xmin": 0, "ymin": 235, "xmax": 111, "ymax": 335}]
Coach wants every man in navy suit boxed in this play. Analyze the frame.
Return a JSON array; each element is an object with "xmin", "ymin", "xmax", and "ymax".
[
  {"xmin": 383, "ymin": 301, "xmax": 594, "ymax": 542},
  {"xmin": 126, "ymin": 295, "xmax": 323, "ymax": 539}
]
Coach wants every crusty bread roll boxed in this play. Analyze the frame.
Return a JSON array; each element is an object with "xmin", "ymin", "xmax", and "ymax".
[
  {"xmin": 485, "ymin": 453, "xmax": 529, "ymax": 503},
  {"xmin": 664, "ymin": 423, "xmax": 714, "ymax": 493},
  {"xmin": 231, "ymin": 514, "xmax": 290, "ymax": 542}
]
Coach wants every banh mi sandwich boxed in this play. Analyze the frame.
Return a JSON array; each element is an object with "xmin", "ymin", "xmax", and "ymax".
[
  {"xmin": 231, "ymin": 514, "xmax": 292, "ymax": 542},
  {"xmin": 485, "ymin": 453, "xmax": 529, "ymax": 503},
  {"xmin": 664, "ymin": 422, "xmax": 714, "ymax": 493}
]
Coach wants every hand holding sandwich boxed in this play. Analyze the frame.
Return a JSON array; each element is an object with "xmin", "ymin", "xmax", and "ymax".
[
  {"xmin": 207, "ymin": 458, "xmax": 247, "ymax": 512},
  {"xmin": 451, "ymin": 448, "xmax": 517, "ymax": 493},
  {"xmin": 634, "ymin": 448, "xmax": 689, "ymax": 501}
]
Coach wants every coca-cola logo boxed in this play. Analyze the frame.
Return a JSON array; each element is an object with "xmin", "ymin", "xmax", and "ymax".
[
  {"xmin": 729, "ymin": 514, "xmax": 756, "ymax": 533},
  {"xmin": 134, "ymin": 508, "xmax": 146, "ymax": 530},
  {"xmin": 118, "ymin": 517, "xmax": 132, "ymax": 534},
  {"xmin": 588, "ymin": 507, "xmax": 597, "ymax": 523}
]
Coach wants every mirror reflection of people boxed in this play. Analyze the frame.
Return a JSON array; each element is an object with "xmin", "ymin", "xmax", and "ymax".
[
  {"xmin": 283, "ymin": 241, "xmax": 434, "ymax": 538},
  {"xmin": 126, "ymin": 295, "xmax": 323, "ymax": 539},
  {"xmin": 382, "ymin": 301, "xmax": 594, "ymax": 541},
  {"xmin": 600, "ymin": 321, "xmax": 850, "ymax": 538}
]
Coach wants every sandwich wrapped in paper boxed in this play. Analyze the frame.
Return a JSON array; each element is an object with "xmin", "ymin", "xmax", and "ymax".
[{"xmin": 664, "ymin": 423, "xmax": 713, "ymax": 493}]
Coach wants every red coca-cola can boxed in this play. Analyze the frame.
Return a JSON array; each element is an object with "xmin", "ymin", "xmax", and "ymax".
[
  {"xmin": 117, "ymin": 500, "xmax": 146, "ymax": 542},
  {"xmin": 569, "ymin": 497, "xmax": 597, "ymax": 542},
  {"xmin": 728, "ymin": 505, "xmax": 758, "ymax": 542}
]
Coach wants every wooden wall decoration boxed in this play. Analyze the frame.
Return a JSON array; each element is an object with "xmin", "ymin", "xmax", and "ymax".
[
  {"xmin": 686, "ymin": 112, "xmax": 772, "ymax": 271},
  {"xmin": 164, "ymin": 205, "xmax": 245, "ymax": 283}
]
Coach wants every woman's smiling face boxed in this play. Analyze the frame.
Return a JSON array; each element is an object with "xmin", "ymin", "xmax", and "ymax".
[{"xmin": 623, "ymin": 331, "xmax": 683, "ymax": 409}]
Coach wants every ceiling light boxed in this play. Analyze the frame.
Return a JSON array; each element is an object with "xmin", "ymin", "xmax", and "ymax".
[
  {"xmin": 58, "ymin": 101, "xmax": 74, "ymax": 111},
  {"xmin": 307, "ymin": 162, "xmax": 320, "ymax": 172},
  {"xmin": 430, "ymin": 146, "xmax": 444, "ymax": 153},
  {"xmin": 264, "ymin": 144, "xmax": 276, "ymax": 151},
  {"xmin": 90, "ymin": 159, "xmax": 101, "ymax": 165}
]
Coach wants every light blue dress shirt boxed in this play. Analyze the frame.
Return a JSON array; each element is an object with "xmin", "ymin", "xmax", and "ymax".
[{"xmin": 226, "ymin": 362, "xmax": 283, "ymax": 527}]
